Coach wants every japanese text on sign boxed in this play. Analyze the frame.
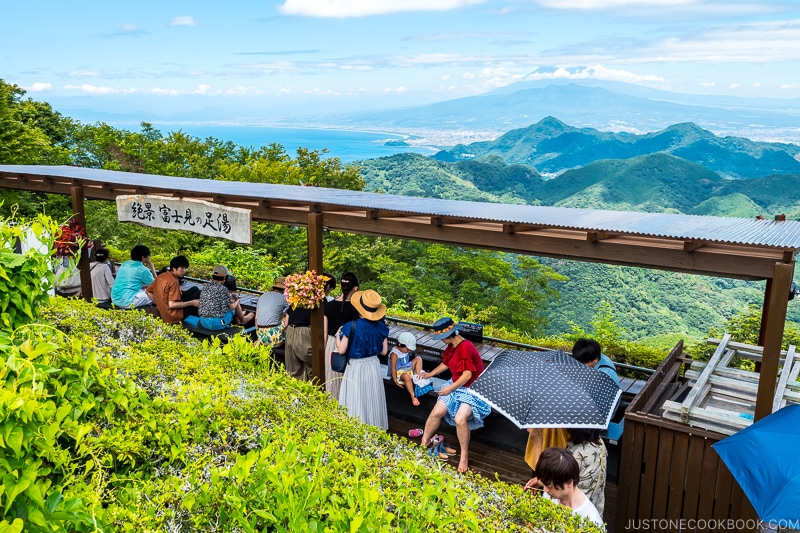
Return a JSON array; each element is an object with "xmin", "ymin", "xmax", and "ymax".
[{"xmin": 115, "ymin": 195, "xmax": 251, "ymax": 244}]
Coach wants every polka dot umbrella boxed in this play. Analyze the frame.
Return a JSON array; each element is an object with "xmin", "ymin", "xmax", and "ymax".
[{"xmin": 469, "ymin": 349, "xmax": 621, "ymax": 429}]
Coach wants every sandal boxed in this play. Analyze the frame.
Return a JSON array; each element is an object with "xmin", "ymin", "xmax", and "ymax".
[
  {"xmin": 430, "ymin": 434, "xmax": 456, "ymax": 453},
  {"xmin": 427, "ymin": 443, "xmax": 449, "ymax": 461},
  {"xmin": 441, "ymin": 443, "xmax": 457, "ymax": 455},
  {"xmin": 408, "ymin": 428, "xmax": 423, "ymax": 438}
]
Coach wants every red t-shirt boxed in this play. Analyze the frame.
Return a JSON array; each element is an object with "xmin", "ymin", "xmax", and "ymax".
[{"xmin": 442, "ymin": 339, "xmax": 484, "ymax": 388}]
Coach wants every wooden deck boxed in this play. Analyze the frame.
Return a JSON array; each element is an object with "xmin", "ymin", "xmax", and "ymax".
[
  {"xmin": 386, "ymin": 321, "xmax": 508, "ymax": 363},
  {"xmin": 387, "ymin": 414, "xmax": 618, "ymax": 530}
]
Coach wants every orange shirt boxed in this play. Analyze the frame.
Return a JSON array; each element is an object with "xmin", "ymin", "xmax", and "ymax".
[{"xmin": 148, "ymin": 271, "xmax": 184, "ymax": 324}]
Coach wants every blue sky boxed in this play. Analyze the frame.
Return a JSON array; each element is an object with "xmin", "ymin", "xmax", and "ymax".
[{"xmin": 3, "ymin": 0, "xmax": 800, "ymax": 121}]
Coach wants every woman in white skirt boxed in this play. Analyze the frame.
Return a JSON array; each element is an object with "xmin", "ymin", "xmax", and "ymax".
[
  {"xmin": 324, "ymin": 272, "xmax": 360, "ymax": 400},
  {"xmin": 336, "ymin": 289, "xmax": 389, "ymax": 430}
]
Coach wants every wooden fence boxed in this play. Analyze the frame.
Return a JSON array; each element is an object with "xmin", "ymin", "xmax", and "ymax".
[{"xmin": 616, "ymin": 341, "xmax": 760, "ymax": 533}]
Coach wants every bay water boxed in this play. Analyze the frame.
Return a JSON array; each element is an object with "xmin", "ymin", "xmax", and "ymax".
[{"xmin": 159, "ymin": 124, "xmax": 440, "ymax": 163}]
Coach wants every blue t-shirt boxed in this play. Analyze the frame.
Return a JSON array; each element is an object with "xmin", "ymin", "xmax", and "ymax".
[
  {"xmin": 111, "ymin": 260, "xmax": 155, "ymax": 307},
  {"xmin": 596, "ymin": 353, "xmax": 621, "ymax": 387},
  {"xmin": 343, "ymin": 318, "xmax": 389, "ymax": 359}
]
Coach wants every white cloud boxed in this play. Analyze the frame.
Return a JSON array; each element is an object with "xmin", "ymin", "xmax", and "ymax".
[
  {"xmin": 305, "ymin": 87, "xmax": 341, "ymax": 96},
  {"xmin": 527, "ymin": 65, "xmax": 664, "ymax": 84},
  {"xmin": 194, "ymin": 84, "xmax": 212, "ymax": 95},
  {"xmin": 339, "ymin": 64, "xmax": 373, "ymax": 71},
  {"xmin": 699, "ymin": 82, "xmax": 716, "ymax": 88},
  {"xmin": 68, "ymin": 70, "xmax": 100, "ymax": 77},
  {"xmin": 729, "ymin": 83, "xmax": 741, "ymax": 89},
  {"xmin": 278, "ymin": 0, "xmax": 485, "ymax": 18},
  {"xmin": 27, "ymin": 82, "xmax": 52, "ymax": 92},
  {"xmin": 536, "ymin": 0, "xmax": 692, "ymax": 7},
  {"xmin": 590, "ymin": 20, "xmax": 800, "ymax": 64},
  {"xmin": 151, "ymin": 87, "xmax": 180, "ymax": 95},
  {"xmin": 121, "ymin": 24, "xmax": 142, "ymax": 33},
  {"xmin": 225, "ymin": 86, "xmax": 263, "ymax": 95},
  {"xmin": 170, "ymin": 16, "xmax": 198, "ymax": 26},
  {"xmin": 65, "ymin": 84, "xmax": 122, "ymax": 95},
  {"xmin": 408, "ymin": 31, "xmax": 531, "ymax": 42},
  {"xmin": 462, "ymin": 72, "xmax": 476, "ymax": 80},
  {"xmin": 534, "ymin": 0, "xmax": 779, "ymax": 17}
]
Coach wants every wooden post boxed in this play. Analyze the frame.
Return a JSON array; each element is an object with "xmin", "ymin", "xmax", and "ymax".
[
  {"xmin": 71, "ymin": 186, "xmax": 93, "ymax": 301},
  {"xmin": 754, "ymin": 261, "xmax": 795, "ymax": 421},
  {"xmin": 308, "ymin": 211, "xmax": 325, "ymax": 388},
  {"xmin": 758, "ymin": 278, "xmax": 772, "ymax": 346}
]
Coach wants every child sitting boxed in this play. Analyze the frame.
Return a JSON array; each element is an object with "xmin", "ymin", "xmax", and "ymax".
[{"xmin": 389, "ymin": 332, "xmax": 423, "ymax": 406}]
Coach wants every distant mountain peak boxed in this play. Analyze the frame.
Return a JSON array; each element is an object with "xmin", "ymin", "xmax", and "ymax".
[
  {"xmin": 662, "ymin": 122, "xmax": 711, "ymax": 136},
  {"xmin": 436, "ymin": 117, "xmax": 800, "ymax": 179}
]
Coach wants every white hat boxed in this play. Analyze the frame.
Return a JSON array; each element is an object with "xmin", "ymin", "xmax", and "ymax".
[{"xmin": 397, "ymin": 332, "xmax": 417, "ymax": 352}]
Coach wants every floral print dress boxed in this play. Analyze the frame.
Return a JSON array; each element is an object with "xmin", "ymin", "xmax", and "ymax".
[{"xmin": 566, "ymin": 440, "xmax": 607, "ymax": 516}]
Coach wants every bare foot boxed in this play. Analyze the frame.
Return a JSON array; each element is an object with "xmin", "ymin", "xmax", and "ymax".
[
  {"xmin": 412, "ymin": 397, "xmax": 420, "ymax": 406},
  {"xmin": 457, "ymin": 458, "xmax": 469, "ymax": 473}
]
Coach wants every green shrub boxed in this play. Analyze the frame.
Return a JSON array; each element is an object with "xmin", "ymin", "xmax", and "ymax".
[
  {"xmin": 0, "ymin": 215, "xmax": 59, "ymax": 335},
  {"xmin": 22, "ymin": 298, "xmax": 602, "ymax": 532}
]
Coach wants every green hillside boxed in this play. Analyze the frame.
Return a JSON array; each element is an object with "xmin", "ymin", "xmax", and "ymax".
[
  {"xmin": 542, "ymin": 261, "xmax": 768, "ymax": 340},
  {"xmin": 436, "ymin": 117, "xmax": 800, "ymax": 179},
  {"xmin": 361, "ymin": 153, "xmax": 544, "ymax": 204},
  {"xmin": 540, "ymin": 153, "xmax": 726, "ymax": 212},
  {"xmin": 720, "ymin": 174, "xmax": 800, "ymax": 219},
  {"xmin": 689, "ymin": 193, "xmax": 763, "ymax": 217}
]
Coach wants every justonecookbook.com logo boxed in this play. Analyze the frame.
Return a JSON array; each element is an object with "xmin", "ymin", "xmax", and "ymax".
[{"xmin": 625, "ymin": 518, "xmax": 800, "ymax": 531}]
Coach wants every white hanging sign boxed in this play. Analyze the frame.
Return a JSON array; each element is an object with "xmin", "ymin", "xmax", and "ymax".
[{"xmin": 115, "ymin": 194, "xmax": 252, "ymax": 244}]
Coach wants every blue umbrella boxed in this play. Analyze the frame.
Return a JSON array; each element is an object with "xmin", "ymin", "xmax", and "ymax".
[{"xmin": 713, "ymin": 404, "xmax": 800, "ymax": 522}]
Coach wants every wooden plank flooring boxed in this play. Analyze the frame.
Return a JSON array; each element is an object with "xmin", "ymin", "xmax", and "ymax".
[{"xmin": 387, "ymin": 415, "xmax": 618, "ymax": 531}]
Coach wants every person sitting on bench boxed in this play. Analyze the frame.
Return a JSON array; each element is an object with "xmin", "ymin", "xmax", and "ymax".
[
  {"xmin": 146, "ymin": 256, "xmax": 200, "ymax": 324},
  {"xmin": 111, "ymin": 244, "xmax": 157, "ymax": 308},
  {"xmin": 188, "ymin": 265, "xmax": 254, "ymax": 331},
  {"xmin": 90, "ymin": 247, "xmax": 114, "ymax": 304}
]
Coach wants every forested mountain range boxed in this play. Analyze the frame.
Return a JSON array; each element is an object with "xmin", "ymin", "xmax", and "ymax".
[
  {"xmin": 432, "ymin": 117, "xmax": 800, "ymax": 179},
  {"xmin": 360, "ymin": 152, "xmax": 800, "ymax": 219},
  {"xmin": 358, "ymin": 118, "xmax": 800, "ymax": 338}
]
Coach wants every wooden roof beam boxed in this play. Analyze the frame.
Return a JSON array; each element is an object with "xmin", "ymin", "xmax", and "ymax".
[
  {"xmin": 431, "ymin": 215, "xmax": 475, "ymax": 226},
  {"xmin": 365, "ymin": 208, "xmax": 408, "ymax": 219},
  {"xmin": 323, "ymin": 212, "xmax": 787, "ymax": 279},
  {"xmin": 684, "ymin": 240, "xmax": 706, "ymax": 252},
  {"xmin": 503, "ymin": 223, "xmax": 544, "ymax": 234},
  {"xmin": 587, "ymin": 231, "xmax": 616, "ymax": 242}
]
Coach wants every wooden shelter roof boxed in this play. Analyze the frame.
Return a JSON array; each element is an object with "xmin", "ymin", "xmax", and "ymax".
[
  {"xmin": 2, "ymin": 164, "xmax": 798, "ymax": 280},
  {"xmin": 2, "ymin": 163, "xmax": 797, "ymax": 420}
]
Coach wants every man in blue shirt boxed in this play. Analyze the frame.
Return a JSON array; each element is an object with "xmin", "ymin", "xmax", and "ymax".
[
  {"xmin": 571, "ymin": 338, "xmax": 620, "ymax": 387},
  {"xmin": 111, "ymin": 244, "xmax": 157, "ymax": 308}
]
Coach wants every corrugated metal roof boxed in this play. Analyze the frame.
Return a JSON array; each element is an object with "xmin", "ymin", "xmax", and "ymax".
[{"xmin": 3, "ymin": 164, "xmax": 800, "ymax": 249}]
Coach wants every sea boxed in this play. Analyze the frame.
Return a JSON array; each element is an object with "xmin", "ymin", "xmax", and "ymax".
[{"xmin": 154, "ymin": 124, "xmax": 442, "ymax": 163}]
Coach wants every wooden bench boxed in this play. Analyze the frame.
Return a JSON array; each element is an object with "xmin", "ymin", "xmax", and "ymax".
[
  {"xmin": 181, "ymin": 322, "xmax": 257, "ymax": 343},
  {"xmin": 94, "ymin": 300, "xmax": 162, "ymax": 317}
]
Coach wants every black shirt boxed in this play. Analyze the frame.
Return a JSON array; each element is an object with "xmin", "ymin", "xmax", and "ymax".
[{"xmin": 324, "ymin": 299, "xmax": 360, "ymax": 336}]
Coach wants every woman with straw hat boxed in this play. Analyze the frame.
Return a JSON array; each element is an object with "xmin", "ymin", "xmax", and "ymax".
[{"xmin": 335, "ymin": 288, "xmax": 389, "ymax": 430}]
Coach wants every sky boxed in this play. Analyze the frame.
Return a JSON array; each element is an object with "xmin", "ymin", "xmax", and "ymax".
[{"xmin": 3, "ymin": 0, "xmax": 800, "ymax": 122}]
